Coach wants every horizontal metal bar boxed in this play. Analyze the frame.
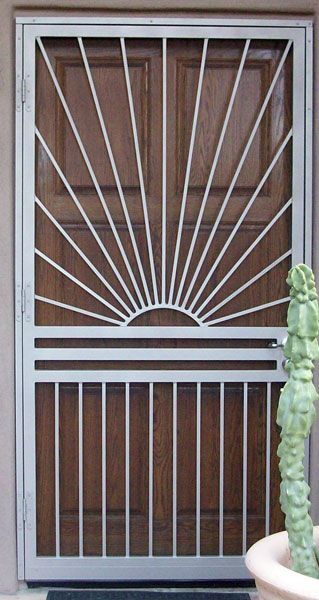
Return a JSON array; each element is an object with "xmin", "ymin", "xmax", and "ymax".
[
  {"xmin": 33, "ymin": 348, "xmax": 281, "ymax": 361},
  {"xmin": 17, "ymin": 17, "xmax": 313, "ymax": 26},
  {"xmin": 33, "ymin": 370, "xmax": 287, "ymax": 383},
  {"xmin": 24, "ymin": 24, "xmax": 306, "ymax": 42},
  {"xmin": 24, "ymin": 555, "xmax": 250, "ymax": 582},
  {"xmin": 30, "ymin": 326, "xmax": 288, "ymax": 339}
]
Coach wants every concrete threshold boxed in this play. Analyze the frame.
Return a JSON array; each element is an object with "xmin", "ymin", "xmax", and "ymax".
[{"xmin": 0, "ymin": 588, "xmax": 258, "ymax": 599}]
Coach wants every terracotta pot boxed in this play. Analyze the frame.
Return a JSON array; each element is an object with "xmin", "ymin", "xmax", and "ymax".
[{"xmin": 245, "ymin": 526, "xmax": 319, "ymax": 600}]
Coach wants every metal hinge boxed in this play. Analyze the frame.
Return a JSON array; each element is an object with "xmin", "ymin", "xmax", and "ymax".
[
  {"xmin": 21, "ymin": 78, "xmax": 26, "ymax": 104},
  {"xmin": 16, "ymin": 76, "xmax": 31, "ymax": 112},
  {"xmin": 22, "ymin": 494, "xmax": 32, "ymax": 530},
  {"xmin": 22, "ymin": 497, "xmax": 27, "ymax": 522},
  {"xmin": 16, "ymin": 283, "xmax": 32, "ymax": 322}
]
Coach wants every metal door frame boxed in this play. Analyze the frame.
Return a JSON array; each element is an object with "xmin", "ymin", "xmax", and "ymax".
[{"xmin": 15, "ymin": 16, "xmax": 313, "ymax": 581}]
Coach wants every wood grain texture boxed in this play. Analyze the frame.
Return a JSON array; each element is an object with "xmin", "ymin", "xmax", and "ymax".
[{"xmin": 34, "ymin": 35, "xmax": 292, "ymax": 558}]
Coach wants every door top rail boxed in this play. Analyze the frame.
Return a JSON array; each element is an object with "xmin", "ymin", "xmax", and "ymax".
[
  {"xmin": 16, "ymin": 17, "xmax": 313, "ymax": 28},
  {"xmin": 20, "ymin": 23, "xmax": 306, "ymax": 42}
]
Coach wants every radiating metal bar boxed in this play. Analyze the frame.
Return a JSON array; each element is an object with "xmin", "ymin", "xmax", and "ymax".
[
  {"xmin": 188, "ymin": 130, "xmax": 292, "ymax": 311},
  {"xmin": 173, "ymin": 382, "xmax": 177, "ymax": 557},
  {"xmin": 169, "ymin": 39, "xmax": 208, "ymax": 304},
  {"xmin": 36, "ymin": 39, "xmax": 144, "ymax": 309},
  {"xmin": 202, "ymin": 250, "xmax": 292, "ymax": 322},
  {"xmin": 219, "ymin": 383, "xmax": 224, "ymax": 557},
  {"xmin": 120, "ymin": 38, "xmax": 159, "ymax": 304},
  {"xmin": 183, "ymin": 40, "xmax": 292, "ymax": 310},
  {"xmin": 206, "ymin": 297, "xmax": 290, "ymax": 327},
  {"xmin": 78, "ymin": 38, "xmax": 150, "ymax": 307},
  {"xmin": 55, "ymin": 383, "xmax": 60, "ymax": 557},
  {"xmin": 149, "ymin": 383, "xmax": 154, "ymax": 557},
  {"xmin": 35, "ymin": 128, "xmax": 139, "ymax": 312},
  {"xmin": 79, "ymin": 383, "xmax": 83, "ymax": 557},
  {"xmin": 265, "ymin": 382, "xmax": 271, "ymax": 537},
  {"xmin": 35, "ymin": 249, "xmax": 128, "ymax": 320},
  {"xmin": 242, "ymin": 383, "xmax": 248, "ymax": 555},
  {"xmin": 162, "ymin": 38, "xmax": 167, "ymax": 304},
  {"xmin": 102, "ymin": 383, "xmax": 107, "ymax": 556},
  {"xmin": 35, "ymin": 295, "xmax": 123, "ymax": 325},
  {"xmin": 125, "ymin": 383, "xmax": 130, "ymax": 557},
  {"xmin": 196, "ymin": 383, "xmax": 201, "ymax": 557},
  {"xmin": 197, "ymin": 197, "xmax": 293, "ymax": 317},
  {"xmin": 176, "ymin": 40, "xmax": 250, "ymax": 305},
  {"xmin": 35, "ymin": 196, "xmax": 132, "ymax": 316}
]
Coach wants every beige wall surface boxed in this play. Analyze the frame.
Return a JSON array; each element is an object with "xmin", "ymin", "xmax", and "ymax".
[{"xmin": 0, "ymin": 0, "xmax": 318, "ymax": 593}]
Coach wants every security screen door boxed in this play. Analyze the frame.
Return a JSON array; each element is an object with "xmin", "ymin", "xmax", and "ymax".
[{"xmin": 16, "ymin": 17, "xmax": 312, "ymax": 581}]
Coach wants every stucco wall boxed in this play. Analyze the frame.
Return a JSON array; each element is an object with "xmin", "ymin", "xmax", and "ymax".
[{"xmin": 0, "ymin": 0, "xmax": 318, "ymax": 593}]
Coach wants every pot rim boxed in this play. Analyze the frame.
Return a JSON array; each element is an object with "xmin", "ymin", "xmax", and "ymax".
[{"xmin": 245, "ymin": 527, "xmax": 319, "ymax": 598}]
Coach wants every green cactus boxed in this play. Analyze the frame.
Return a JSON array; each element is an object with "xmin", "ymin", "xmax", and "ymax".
[{"xmin": 277, "ymin": 264, "xmax": 319, "ymax": 578}]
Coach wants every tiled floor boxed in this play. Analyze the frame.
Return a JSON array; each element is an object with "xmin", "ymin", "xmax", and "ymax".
[{"xmin": 0, "ymin": 588, "xmax": 259, "ymax": 599}]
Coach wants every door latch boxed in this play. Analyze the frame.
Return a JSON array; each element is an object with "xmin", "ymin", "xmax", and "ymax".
[{"xmin": 268, "ymin": 338, "xmax": 287, "ymax": 349}]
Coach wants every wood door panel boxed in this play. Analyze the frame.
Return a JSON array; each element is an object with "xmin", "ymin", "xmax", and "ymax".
[
  {"xmin": 153, "ymin": 383, "xmax": 173, "ymax": 556},
  {"xmin": 59, "ymin": 384, "xmax": 79, "ymax": 556},
  {"xmin": 35, "ymin": 381, "xmax": 281, "ymax": 556},
  {"xmin": 34, "ymin": 33, "xmax": 293, "ymax": 561}
]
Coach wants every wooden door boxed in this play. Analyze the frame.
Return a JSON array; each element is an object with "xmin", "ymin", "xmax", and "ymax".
[{"xmin": 19, "ymin": 19, "xmax": 311, "ymax": 581}]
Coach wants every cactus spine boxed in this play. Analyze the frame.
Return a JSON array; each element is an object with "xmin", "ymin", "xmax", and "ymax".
[{"xmin": 277, "ymin": 264, "xmax": 319, "ymax": 578}]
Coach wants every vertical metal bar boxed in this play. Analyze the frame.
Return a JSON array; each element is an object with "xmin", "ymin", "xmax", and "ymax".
[
  {"xmin": 149, "ymin": 383, "xmax": 154, "ymax": 557},
  {"xmin": 15, "ymin": 21, "xmax": 25, "ymax": 580},
  {"xmin": 22, "ymin": 26, "xmax": 37, "ymax": 566},
  {"xmin": 196, "ymin": 383, "xmax": 201, "ymax": 557},
  {"xmin": 55, "ymin": 383, "xmax": 60, "ymax": 557},
  {"xmin": 219, "ymin": 383, "xmax": 224, "ymax": 557},
  {"xmin": 242, "ymin": 383, "xmax": 248, "ymax": 555},
  {"xmin": 291, "ymin": 32, "xmax": 306, "ymax": 266},
  {"xmin": 79, "ymin": 383, "xmax": 83, "ymax": 557},
  {"xmin": 169, "ymin": 38, "xmax": 208, "ymax": 303},
  {"xmin": 125, "ymin": 383, "xmax": 130, "ymax": 557},
  {"xmin": 161, "ymin": 38, "xmax": 167, "ymax": 304},
  {"xmin": 102, "ymin": 383, "xmax": 107, "ymax": 556},
  {"xmin": 265, "ymin": 382, "xmax": 271, "ymax": 537},
  {"xmin": 173, "ymin": 382, "xmax": 177, "ymax": 557},
  {"xmin": 304, "ymin": 25, "xmax": 313, "ymax": 267}
]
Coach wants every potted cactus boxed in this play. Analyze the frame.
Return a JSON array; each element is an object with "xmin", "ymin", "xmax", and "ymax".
[{"xmin": 245, "ymin": 264, "xmax": 319, "ymax": 599}]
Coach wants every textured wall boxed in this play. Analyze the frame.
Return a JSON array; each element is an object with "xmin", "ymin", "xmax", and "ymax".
[{"xmin": 0, "ymin": 0, "xmax": 317, "ymax": 593}]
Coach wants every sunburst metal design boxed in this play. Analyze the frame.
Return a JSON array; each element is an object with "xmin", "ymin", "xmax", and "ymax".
[{"xmin": 35, "ymin": 36, "xmax": 292, "ymax": 326}]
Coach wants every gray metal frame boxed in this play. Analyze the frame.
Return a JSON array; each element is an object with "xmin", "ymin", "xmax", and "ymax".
[{"xmin": 15, "ymin": 17, "xmax": 313, "ymax": 582}]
